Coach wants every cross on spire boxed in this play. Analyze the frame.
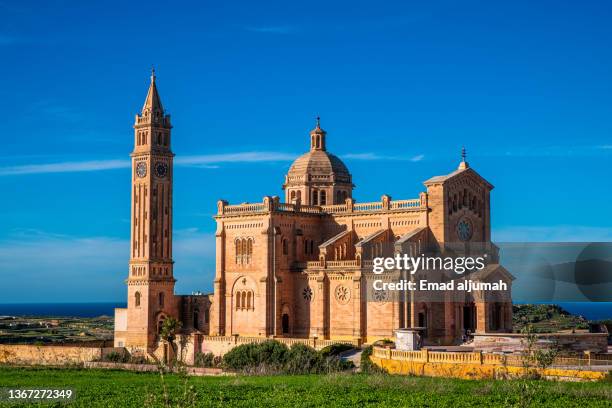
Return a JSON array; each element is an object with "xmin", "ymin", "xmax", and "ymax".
[{"xmin": 458, "ymin": 146, "xmax": 469, "ymax": 170}]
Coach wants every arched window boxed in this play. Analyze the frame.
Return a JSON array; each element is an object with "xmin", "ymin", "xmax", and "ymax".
[
  {"xmin": 135, "ymin": 291, "xmax": 141, "ymax": 307},
  {"xmin": 193, "ymin": 310, "xmax": 199, "ymax": 330},
  {"xmin": 246, "ymin": 292, "xmax": 252, "ymax": 309},
  {"xmin": 463, "ymin": 189, "xmax": 468, "ymax": 206},
  {"xmin": 290, "ymin": 191, "xmax": 296, "ymax": 202},
  {"xmin": 296, "ymin": 191, "xmax": 301, "ymax": 201},
  {"xmin": 320, "ymin": 190, "xmax": 327, "ymax": 205},
  {"xmin": 236, "ymin": 239, "xmax": 242, "ymax": 264},
  {"xmin": 241, "ymin": 291, "xmax": 247, "ymax": 310},
  {"xmin": 236, "ymin": 291, "xmax": 241, "ymax": 309},
  {"xmin": 310, "ymin": 240, "xmax": 314, "ymax": 255},
  {"xmin": 159, "ymin": 292, "xmax": 165, "ymax": 307},
  {"xmin": 304, "ymin": 239, "xmax": 309, "ymax": 255},
  {"xmin": 453, "ymin": 194, "xmax": 458, "ymax": 212},
  {"xmin": 246, "ymin": 238, "xmax": 253, "ymax": 263},
  {"xmin": 282, "ymin": 238, "xmax": 288, "ymax": 255},
  {"xmin": 311, "ymin": 190, "xmax": 318, "ymax": 205}
]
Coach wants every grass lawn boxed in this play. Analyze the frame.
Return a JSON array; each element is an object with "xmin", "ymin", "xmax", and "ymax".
[{"xmin": 0, "ymin": 367, "xmax": 610, "ymax": 407}]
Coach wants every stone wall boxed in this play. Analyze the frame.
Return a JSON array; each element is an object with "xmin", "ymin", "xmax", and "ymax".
[
  {"xmin": 0, "ymin": 344, "xmax": 119, "ymax": 365},
  {"xmin": 473, "ymin": 333, "xmax": 608, "ymax": 354},
  {"xmin": 197, "ymin": 335, "xmax": 359, "ymax": 357}
]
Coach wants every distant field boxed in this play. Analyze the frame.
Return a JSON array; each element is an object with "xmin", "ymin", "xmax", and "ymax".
[
  {"xmin": 0, "ymin": 367, "xmax": 610, "ymax": 407},
  {"xmin": 0, "ymin": 317, "xmax": 113, "ymax": 345}
]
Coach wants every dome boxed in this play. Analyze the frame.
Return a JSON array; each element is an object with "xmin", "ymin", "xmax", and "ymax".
[{"xmin": 287, "ymin": 150, "xmax": 351, "ymax": 180}]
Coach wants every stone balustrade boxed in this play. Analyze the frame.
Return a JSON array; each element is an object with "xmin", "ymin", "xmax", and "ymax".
[
  {"xmin": 372, "ymin": 346, "xmax": 612, "ymax": 367},
  {"xmin": 199, "ymin": 335, "xmax": 359, "ymax": 355},
  {"xmin": 301, "ymin": 259, "xmax": 363, "ymax": 269},
  {"xmin": 217, "ymin": 196, "xmax": 425, "ymax": 216}
]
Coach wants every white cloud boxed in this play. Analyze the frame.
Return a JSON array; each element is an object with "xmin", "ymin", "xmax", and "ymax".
[
  {"xmin": 0, "ymin": 152, "xmax": 297, "ymax": 177},
  {"xmin": 0, "ymin": 160, "xmax": 130, "ymax": 176},
  {"xmin": 341, "ymin": 152, "xmax": 425, "ymax": 162},
  {"xmin": 492, "ymin": 225, "xmax": 612, "ymax": 242},
  {"xmin": 176, "ymin": 152, "xmax": 296, "ymax": 165}
]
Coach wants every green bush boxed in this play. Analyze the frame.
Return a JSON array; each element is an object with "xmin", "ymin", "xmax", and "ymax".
[
  {"xmin": 285, "ymin": 344, "xmax": 323, "ymax": 374},
  {"xmin": 102, "ymin": 351, "xmax": 130, "ymax": 363},
  {"xmin": 222, "ymin": 340, "xmax": 289, "ymax": 371},
  {"xmin": 360, "ymin": 345, "xmax": 386, "ymax": 374},
  {"xmin": 221, "ymin": 340, "xmax": 354, "ymax": 374},
  {"xmin": 319, "ymin": 343, "xmax": 353, "ymax": 358},
  {"xmin": 194, "ymin": 352, "xmax": 221, "ymax": 368}
]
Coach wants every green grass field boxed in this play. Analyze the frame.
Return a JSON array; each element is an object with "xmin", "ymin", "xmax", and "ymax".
[{"xmin": 0, "ymin": 367, "xmax": 610, "ymax": 407}]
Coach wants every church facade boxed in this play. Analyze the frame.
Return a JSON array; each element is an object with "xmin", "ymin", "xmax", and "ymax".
[{"xmin": 114, "ymin": 74, "xmax": 513, "ymax": 352}]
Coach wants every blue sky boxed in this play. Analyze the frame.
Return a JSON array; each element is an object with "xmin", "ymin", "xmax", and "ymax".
[{"xmin": 1, "ymin": 0, "xmax": 611, "ymax": 303}]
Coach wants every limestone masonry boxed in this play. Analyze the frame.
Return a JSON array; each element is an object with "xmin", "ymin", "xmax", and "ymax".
[{"xmin": 114, "ymin": 73, "xmax": 514, "ymax": 354}]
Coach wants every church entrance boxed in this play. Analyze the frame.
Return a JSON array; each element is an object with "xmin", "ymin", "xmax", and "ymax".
[
  {"xmin": 282, "ymin": 313, "xmax": 289, "ymax": 334},
  {"xmin": 463, "ymin": 304, "xmax": 476, "ymax": 333}
]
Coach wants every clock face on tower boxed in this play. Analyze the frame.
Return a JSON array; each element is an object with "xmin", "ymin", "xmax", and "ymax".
[
  {"xmin": 136, "ymin": 162, "xmax": 147, "ymax": 178},
  {"xmin": 155, "ymin": 162, "xmax": 168, "ymax": 178},
  {"xmin": 457, "ymin": 218, "xmax": 473, "ymax": 241}
]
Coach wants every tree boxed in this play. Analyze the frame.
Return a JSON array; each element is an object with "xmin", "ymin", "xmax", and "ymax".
[{"xmin": 159, "ymin": 317, "xmax": 182, "ymax": 367}]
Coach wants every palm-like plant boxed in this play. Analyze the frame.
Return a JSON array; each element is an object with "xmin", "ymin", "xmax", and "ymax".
[{"xmin": 159, "ymin": 317, "xmax": 182, "ymax": 367}]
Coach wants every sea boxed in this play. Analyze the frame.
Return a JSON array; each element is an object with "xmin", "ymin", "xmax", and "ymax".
[
  {"xmin": 0, "ymin": 303, "xmax": 125, "ymax": 318},
  {"xmin": 0, "ymin": 302, "xmax": 611, "ymax": 321}
]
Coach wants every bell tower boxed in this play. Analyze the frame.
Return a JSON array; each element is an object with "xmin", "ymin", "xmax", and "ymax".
[{"xmin": 125, "ymin": 69, "xmax": 177, "ymax": 350}]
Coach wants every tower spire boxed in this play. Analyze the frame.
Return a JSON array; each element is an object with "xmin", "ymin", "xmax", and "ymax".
[{"xmin": 142, "ymin": 67, "xmax": 164, "ymax": 115}]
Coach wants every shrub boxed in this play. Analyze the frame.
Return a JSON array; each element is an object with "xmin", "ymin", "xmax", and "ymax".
[
  {"xmin": 221, "ymin": 340, "xmax": 354, "ymax": 374},
  {"xmin": 360, "ymin": 345, "xmax": 385, "ymax": 374},
  {"xmin": 319, "ymin": 343, "xmax": 353, "ymax": 358},
  {"xmin": 102, "ymin": 351, "xmax": 130, "ymax": 363},
  {"xmin": 285, "ymin": 344, "xmax": 323, "ymax": 374},
  {"xmin": 222, "ymin": 340, "xmax": 289, "ymax": 371},
  {"xmin": 194, "ymin": 352, "xmax": 221, "ymax": 368},
  {"xmin": 373, "ymin": 339, "xmax": 395, "ymax": 348}
]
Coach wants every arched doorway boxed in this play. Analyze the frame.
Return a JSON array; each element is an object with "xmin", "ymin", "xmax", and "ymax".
[
  {"xmin": 193, "ymin": 310, "xmax": 199, "ymax": 330},
  {"xmin": 281, "ymin": 314, "xmax": 289, "ymax": 334}
]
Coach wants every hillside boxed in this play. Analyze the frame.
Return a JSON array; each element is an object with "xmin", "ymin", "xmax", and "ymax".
[{"xmin": 512, "ymin": 304, "xmax": 590, "ymax": 333}]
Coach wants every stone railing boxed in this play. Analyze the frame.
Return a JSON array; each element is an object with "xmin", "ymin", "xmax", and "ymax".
[
  {"xmin": 320, "ymin": 204, "xmax": 348, "ymax": 213},
  {"xmin": 372, "ymin": 347, "xmax": 612, "ymax": 368},
  {"xmin": 326, "ymin": 260, "xmax": 361, "ymax": 268},
  {"xmin": 303, "ymin": 259, "xmax": 363, "ymax": 269},
  {"xmin": 390, "ymin": 199, "xmax": 421, "ymax": 209},
  {"xmin": 353, "ymin": 202, "xmax": 382, "ymax": 212},
  {"xmin": 223, "ymin": 203, "xmax": 266, "ymax": 215},
  {"xmin": 200, "ymin": 335, "xmax": 359, "ymax": 351},
  {"xmin": 217, "ymin": 195, "xmax": 426, "ymax": 216}
]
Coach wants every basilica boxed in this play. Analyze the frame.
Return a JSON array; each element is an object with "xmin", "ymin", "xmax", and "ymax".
[{"xmin": 114, "ymin": 73, "xmax": 514, "ymax": 354}]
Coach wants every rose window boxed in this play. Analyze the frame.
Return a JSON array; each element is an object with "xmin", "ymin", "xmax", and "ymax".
[
  {"xmin": 302, "ymin": 287, "xmax": 313, "ymax": 301},
  {"xmin": 335, "ymin": 285, "xmax": 351, "ymax": 303}
]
